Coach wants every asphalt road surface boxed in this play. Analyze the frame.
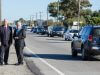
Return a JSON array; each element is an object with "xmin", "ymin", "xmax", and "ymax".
[{"xmin": 25, "ymin": 32, "xmax": 100, "ymax": 75}]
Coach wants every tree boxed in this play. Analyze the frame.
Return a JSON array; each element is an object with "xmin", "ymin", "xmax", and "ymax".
[
  {"xmin": 90, "ymin": 10, "xmax": 100, "ymax": 25},
  {"xmin": 48, "ymin": 0, "xmax": 91, "ymax": 27},
  {"xmin": 60, "ymin": 0, "xmax": 91, "ymax": 18},
  {"xmin": 19, "ymin": 18, "xmax": 26, "ymax": 25},
  {"xmin": 48, "ymin": 2, "xmax": 58, "ymax": 18},
  {"xmin": 43, "ymin": 19, "xmax": 54, "ymax": 26},
  {"xmin": 92, "ymin": 10, "xmax": 100, "ymax": 17}
]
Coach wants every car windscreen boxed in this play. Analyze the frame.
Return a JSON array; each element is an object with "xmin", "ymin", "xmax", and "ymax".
[
  {"xmin": 70, "ymin": 30, "xmax": 78, "ymax": 33},
  {"xmin": 53, "ymin": 27, "xmax": 63, "ymax": 31},
  {"xmin": 93, "ymin": 28, "xmax": 100, "ymax": 37}
]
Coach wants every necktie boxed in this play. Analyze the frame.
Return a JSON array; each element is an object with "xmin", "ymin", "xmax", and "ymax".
[{"xmin": 4, "ymin": 27, "xmax": 7, "ymax": 40}]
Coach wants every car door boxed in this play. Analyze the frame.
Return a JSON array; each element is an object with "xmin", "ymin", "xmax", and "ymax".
[{"xmin": 74, "ymin": 27, "xmax": 87, "ymax": 50}]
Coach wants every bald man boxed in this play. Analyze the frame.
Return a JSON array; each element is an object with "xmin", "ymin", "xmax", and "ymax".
[{"xmin": 0, "ymin": 19, "xmax": 13, "ymax": 65}]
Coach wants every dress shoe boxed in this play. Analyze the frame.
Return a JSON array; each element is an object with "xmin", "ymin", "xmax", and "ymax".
[
  {"xmin": 15, "ymin": 62, "xmax": 23, "ymax": 65},
  {"xmin": 0, "ymin": 63, "xmax": 3, "ymax": 65},
  {"xmin": 4, "ymin": 62, "xmax": 8, "ymax": 65}
]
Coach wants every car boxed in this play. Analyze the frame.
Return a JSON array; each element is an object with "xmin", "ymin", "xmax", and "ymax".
[
  {"xmin": 71, "ymin": 25, "xmax": 100, "ymax": 60},
  {"xmin": 36, "ymin": 27, "xmax": 44, "ymax": 34},
  {"xmin": 33, "ymin": 27, "xmax": 37, "ymax": 33},
  {"xmin": 31, "ymin": 27, "xmax": 34, "ymax": 32},
  {"xmin": 26, "ymin": 26, "xmax": 32, "ymax": 31},
  {"xmin": 22, "ymin": 25, "xmax": 28, "ymax": 31},
  {"xmin": 47, "ymin": 25, "xmax": 66, "ymax": 37},
  {"xmin": 33, "ymin": 26, "xmax": 47, "ymax": 35},
  {"xmin": 64, "ymin": 29, "xmax": 79, "ymax": 41}
]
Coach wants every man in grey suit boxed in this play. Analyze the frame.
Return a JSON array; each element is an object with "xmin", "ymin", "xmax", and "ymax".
[
  {"xmin": 13, "ymin": 22, "xmax": 26, "ymax": 65},
  {"xmin": 0, "ymin": 19, "xmax": 13, "ymax": 65}
]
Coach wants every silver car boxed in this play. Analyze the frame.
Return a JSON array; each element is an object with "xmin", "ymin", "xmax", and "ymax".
[{"xmin": 64, "ymin": 29, "xmax": 79, "ymax": 41}]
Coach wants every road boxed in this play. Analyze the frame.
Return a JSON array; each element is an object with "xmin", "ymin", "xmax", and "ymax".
[{"xmin": 25, "ymin": 32, "xmax": 100, "ymax": 75}]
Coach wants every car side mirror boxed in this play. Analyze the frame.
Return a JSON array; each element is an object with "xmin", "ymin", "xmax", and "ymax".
[
  {"xmin": 73, "ymin": 34, "xmax": 78, "ymax": 39},
  {"xmin": 74, "ymin": 33, "xmax": 78, "ymax": 37},
  {"xmin": 73, "ymin": 34, "xmax": 81, "ymax": 39},
  {"xmin": 73, "ymin": 33, "xmax": 78, "ymax": 38}
]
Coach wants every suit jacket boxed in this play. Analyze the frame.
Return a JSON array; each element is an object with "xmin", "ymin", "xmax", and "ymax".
[
  {"xmin": 0, "ymin": 25, "xmax": 13, "ymax": 46},
  {"xmin": 13, "ymin": 28, "xmax": 26, "ymax": 48}
]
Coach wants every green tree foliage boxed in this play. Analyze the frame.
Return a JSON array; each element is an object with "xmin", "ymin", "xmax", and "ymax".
[
  {"xmin": 19, "ymin": 18, "xmax": 26, "ymax": 25},
  {"xmin": 60, "ymin": 0, "xmax": 91, "ymax": 26},
  {"xmin": 60, "ymin": 0, "xmax": 79, "ymax": 18},
  {"xmin": 48, "ymin": 0, "xmax": 91, "ymax": 27},
  {"xmin": 92, "ymin": 10, "xmax": 100, "ymax": 17},
  {"xmin": 90, "ymin": 17, "xmax": 100, "ymax": 25},
  {"xmin": 48, "ymin": 2, "xmax": 58, "ymax": 17}
]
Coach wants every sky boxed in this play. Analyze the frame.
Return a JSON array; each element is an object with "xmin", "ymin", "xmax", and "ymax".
[{"xmin": 2, "ymin": 0, "xmax": 100, "ymax": 21}]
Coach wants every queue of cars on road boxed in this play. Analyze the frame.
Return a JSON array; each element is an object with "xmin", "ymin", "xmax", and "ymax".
[
  {"xmin": 25, "ymin": 24, "xmax": 100, "ymax": 60},
  {"xmin": 31, "ymin": 25, "xmax": 68, "ymax": 37},
  {"xmin": 30, "ymin": 25, "xmax": 80, "ymax": 41}
]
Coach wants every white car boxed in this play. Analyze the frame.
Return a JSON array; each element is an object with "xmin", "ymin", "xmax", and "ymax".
[
  {"xmin": 27, "ymin": 26, "xmax": 32, "ymax": 31},
  {"xmin": 64, "ymin": 29, "xmax": 79, "ymax": 41}
]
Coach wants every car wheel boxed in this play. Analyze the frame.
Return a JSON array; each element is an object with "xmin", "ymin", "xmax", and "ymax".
[
  {"xmin": 65, "ymin": 38, "xmax": 67, "ymax": 41},
  {"xmin": 50, "ymin": 34, "xmax": 53, "ymax": 37},
  {"xmin": 82, "ymin": 48, "xmax": 89, "ymax": 60},
  {"xmin": 71, "ymin": 45, "xmax": 77, "ymax": 57},
  {"xmin": 47, "ymin": 34, "xmax": 49, "ymax": 37}
]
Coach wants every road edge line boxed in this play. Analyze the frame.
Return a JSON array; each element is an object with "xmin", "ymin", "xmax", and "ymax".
[{"xmin": 25, "ymin": 47, "xmax": 65, "ymax": 75}]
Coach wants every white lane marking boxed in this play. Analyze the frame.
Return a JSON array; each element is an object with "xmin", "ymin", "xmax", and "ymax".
[{"xmin": 26, "ymin": 47, "xmax": 65, "ymax": 75}]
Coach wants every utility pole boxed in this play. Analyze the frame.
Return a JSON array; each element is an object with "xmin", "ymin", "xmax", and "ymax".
[
  {"xmin": 77, "ymin": 0, "xmax": 80, "ymax": 30},
  {"xmin": 0, "ymin": 0, "xmax": 2, "ymax": 25},
  {"xmin": 30, "ymin": 15, "xmax": 34, "ymax": 26},
  {"xmin": 30, "ymin": 16, "xmax": 32, "ymax": 26},
  {"xmin": 39, "ymin": 12, "xmax": 42, "ymax": 21},
  {"xmin": 47, "ymin": 7, "xmax": 49, "ymax": 26},
  {"xmin": 39, "ymin": 12, "xmax": 42, "ymax": 26},
  {"xmin": 36, "ymin": 13, "xmax": 37, "ymax": 20},
  {"xmin": 57, "ymin": 0, "xmax": 60, "ymax": 24},
  {"xmin": 35, "ymin": 13, "xmax": 38, "ymax": 26}
]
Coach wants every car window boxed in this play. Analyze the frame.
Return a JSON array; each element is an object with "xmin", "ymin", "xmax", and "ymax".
[
  {"xmin": 66, "ymin": 30, "xmax": 70, "ymax": 33},
  {"xmin": 53, "ymin": 27, "xmax": 63, "ymax": 31},
  {"xmin": 85, "ymin": 27, "xmax": 92, "ymax": 36},
  {"xmin": 79, "ymin": 28, "xmax": 83, "ymax": 35},
  {"xmin": 93, "ymin": 28, "xmax": 100, "ymax": 37},
  {"xmin": 70, "ymin": 30, "xmax": 78, "ymax": 33},
  {"xmin": 79, "ymin": 27, "xmax": 87, "ymax": 36},
  {"xmin": 79, "ymin": 27, "xmax": 85, "ymax": 35},
  {"xmin": 83, "ymin": 28, "xmax": 87, "ymax": 36}
]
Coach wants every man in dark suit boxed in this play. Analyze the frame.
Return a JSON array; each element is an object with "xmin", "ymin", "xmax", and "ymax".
[
  {"xmin": 13, "ymin": 22, "xmax": 26, "ymax": 65},
  {"xmin": 0, "ymin": 19, "xmax": 13, "ymax": 65}
]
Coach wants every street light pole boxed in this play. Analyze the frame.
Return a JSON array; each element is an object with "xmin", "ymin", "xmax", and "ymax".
[{"xmin": 0, "ymin": 0, "xmax": 2, "ymax": 25}]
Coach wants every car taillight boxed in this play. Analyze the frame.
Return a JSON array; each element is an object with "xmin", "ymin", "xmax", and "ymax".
[{"xmin": 88, "ymin": 35, "xmax": 93, "ymax": 41}]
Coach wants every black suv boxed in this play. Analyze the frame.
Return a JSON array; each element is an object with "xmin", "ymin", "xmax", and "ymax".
[
  {"xmin": 71, "ymin": 26, "xmax": 100, "ymax": 60},
  {"xmin": 47, "ymin": 25, "xmax": 66, "ymax": 37}
]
